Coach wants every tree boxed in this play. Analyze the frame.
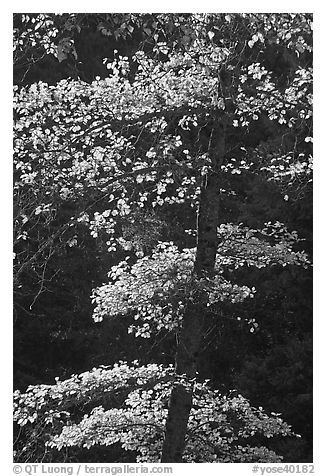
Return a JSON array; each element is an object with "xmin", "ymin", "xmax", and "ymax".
[
  {"xmin": 14, "ymin": 13, "xmax": 312, "ymax": 463},
  {"xmin": 14, "ymin": 362, "xmax": 297, "ymax": 463}
]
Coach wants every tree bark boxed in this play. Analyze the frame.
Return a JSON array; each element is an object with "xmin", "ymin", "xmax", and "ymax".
[{"xmin": 161, "ymin": 121, "xmax": 225, "ymax": 462}]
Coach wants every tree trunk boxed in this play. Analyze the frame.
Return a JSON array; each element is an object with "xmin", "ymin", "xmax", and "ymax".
[{"xmin": 161, "ymin": 121, "xmax": 225, "ymax": 462}]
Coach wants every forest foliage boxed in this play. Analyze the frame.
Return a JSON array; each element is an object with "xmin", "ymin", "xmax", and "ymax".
[{"xmin": 13, "ymin": 13, "xmax": 312, "ymax": 463}]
